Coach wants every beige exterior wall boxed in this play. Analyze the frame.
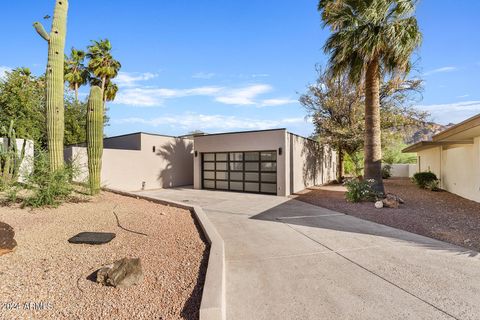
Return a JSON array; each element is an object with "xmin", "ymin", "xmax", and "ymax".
[
  {"xmin": 103, "ymin": 133, "xmax": 142, "ymax": 150},
  {"xmin": 416, "ymin": 138, "xmax": 480, "ymax": 202},
  {"xmin": 65, "ymin": 133, "xmax": 193, "ymax": 191},
  {"xmin": 288, "ymin": 133, "xmax": 337, "ymax": 193},
  {"xmin": 417, "ymin": 147, "xmax": 442, "ymax": 177},
  {"xmin": 193, "ymin": 129, "xmax": 288, "ymax": 195}
]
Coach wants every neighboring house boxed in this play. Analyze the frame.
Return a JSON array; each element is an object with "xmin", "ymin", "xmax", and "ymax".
[
  {"xmin": 403, "ymin": 113, "xmax": 480, "ymax": 202},
  {"xmin": 65, "ymin": 128, "xmax": 337, "ymax": 196}
]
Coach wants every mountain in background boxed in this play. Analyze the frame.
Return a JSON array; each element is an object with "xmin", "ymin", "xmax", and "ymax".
[{"xmin": 406, "ymin": 122, "xmax": 455, "ymax": 144}]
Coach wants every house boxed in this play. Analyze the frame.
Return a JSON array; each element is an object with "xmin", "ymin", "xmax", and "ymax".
[
  {"xmin": 65, "ymin": 129, "xmax": 337, "ymax": 196},
  {"xmin": 403, "ymin": 113, "xmax": 480, "ymax": 202}
]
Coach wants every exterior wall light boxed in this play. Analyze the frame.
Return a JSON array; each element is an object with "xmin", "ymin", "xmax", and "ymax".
[
  {"xmin": 278, "ymin": 147, "xmax": 282, "ymax": 156},
  {"xmin": 194, "ymin": 150, "xmax": 198, "ymax": 157}
]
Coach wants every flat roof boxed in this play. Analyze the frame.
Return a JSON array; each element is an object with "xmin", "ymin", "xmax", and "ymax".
[
  {"xmin": 402, "ymin": 140, "xmax": 474, "ymax": 153},
  {"xmin": 432, "ymin": 113, "xmax": 480, "ymax": 141}
]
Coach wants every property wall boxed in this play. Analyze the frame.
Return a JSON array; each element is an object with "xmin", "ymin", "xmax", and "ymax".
[
  {"xmin": 1, "ymin": 138, "xmax": 34, "ymax": 182},
  {"xmin": 193, "ymin": 130, "xmax": 288, "ymax": 195},
  {"xmin": 65, "ymin": 134, "xmax": 194, "ymax": 191},
  {"xmin": 288, "ymin": 134, "xmax": 337, "ymax": 194},
  {"xmin": 383, "ymin": 164, "xmax": 417, "ymax": 178},
  {"xmin": 441, "ymin": 138, "xmax": 480, "ymax": 202}
]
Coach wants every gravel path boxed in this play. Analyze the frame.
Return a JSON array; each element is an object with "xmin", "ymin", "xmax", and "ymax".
[
  {"xmin": 0, "ymin": 192, "xmax": 209, "ymax": 320},
  {"xmin": 295, "ymin": 178, "xmax": 480, "ymax": 252}
]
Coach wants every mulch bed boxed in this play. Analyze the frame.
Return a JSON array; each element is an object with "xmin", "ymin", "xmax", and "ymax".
[{"xmin": 295, "ymin": 178, "xmax": 480, "ymax": 252}]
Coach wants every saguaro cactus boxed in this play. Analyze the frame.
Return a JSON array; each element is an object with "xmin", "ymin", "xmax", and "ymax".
[
  {"xmin": 86, "ymin": 86, "xmax": 103, "ymax": 195},
  {"xmin": 33, "ymin": 0, "xmax": 69, "ymax": 171}
]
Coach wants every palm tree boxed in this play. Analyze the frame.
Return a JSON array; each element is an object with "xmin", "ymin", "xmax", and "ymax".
[
  {"xmin": 64, "ymin": 48, "xmax": 89, "ymax": 102},
  {"xmin": 89, "ymin": 78, "xmax": 118, "ymax": 103},
  {"xmin": 103, "ymin": 81, "xmax": 118, "ymax": 103},
  {"xmin": 86, "ymin": 39, "xmax": 121, "ymax": 93},
  {"xmin": 318, "ymin": 0, "xmax": 422, "ymax": 193}
]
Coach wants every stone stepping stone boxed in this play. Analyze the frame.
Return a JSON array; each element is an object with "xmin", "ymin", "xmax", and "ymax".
[
  {"xmin": 68, "ymin": 232, "xmax": 116, "ymax": 245},
  {"xmin": 0, "ymin": 221, "xmax": 17, "ymax": 256}
]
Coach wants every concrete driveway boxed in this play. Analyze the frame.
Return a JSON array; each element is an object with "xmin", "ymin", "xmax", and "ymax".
[{"xmin": 136, "ymin": 187, "xmax": 480, "ymax": 320}]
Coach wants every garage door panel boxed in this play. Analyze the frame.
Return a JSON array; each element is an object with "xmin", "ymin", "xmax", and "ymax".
[{"xmin": 202, "ymin": 151, "xmax": 277, "ymax": 195}]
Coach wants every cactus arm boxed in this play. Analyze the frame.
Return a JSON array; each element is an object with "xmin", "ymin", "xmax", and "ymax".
[
  {"xmin": 33, "ymin": 22, "xmax": 50, "ymax": 41},
  {"xmin": 86, "ymin": 86, "xmax": 104, "ymax": 195}
]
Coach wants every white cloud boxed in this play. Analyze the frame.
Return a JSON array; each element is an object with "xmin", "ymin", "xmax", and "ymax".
[
  {"xmin": 416, "ymin": 100, "xmax": 480, "ymax": 124},
  {"xmin": 423, "ymin": 66, "xmax": 457, "ymax": 76},
  {"xmin": 114, "ymin": 86, "xmax": 223, "ymax": 106},
  {"xmin": 113, "ymin": 113, "xmax": 305, "ymax": 131},
  {"xmin": 192, "ymin": 72, "xmax": 216, "ymax": 79},
  {"xmin": 260, "ymin": 98, "xmax": 297, "ymax": 107},
  {"xmin": 115, "ymin": 83, "xmax": 282, "ymax": 107},
  {"xmin": 457, "ymin": 94, "xmax": 470, "ymax": 98},
  {"xmin": 215, "ymin": 84, "xmax": 272, "ymax": 105},
  {"xmin": 0, "ymin": 66, "xmax": 12, "ymax": 80},
  {"xmin": 116, "ymin": 72, "xmax": 158, "ymax": 87}
]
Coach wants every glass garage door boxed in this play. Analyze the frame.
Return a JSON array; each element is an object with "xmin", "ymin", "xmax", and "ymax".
[{"xmin": 202, "ymin": 151, "xmax": 277, "ymax": 194}]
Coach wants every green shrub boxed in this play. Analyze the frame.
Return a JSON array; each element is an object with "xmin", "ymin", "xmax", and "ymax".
[
  {"xmin": 22, "ymin": 150, "xmax": 78, "ymax": 208},
  {"xmin": 381, "ymin": 164, "xmax": 392, "ymax": 179},
  {"xmin": 412, "ymin": 171, "xmax": 438, "ymax": 189},
  {"xmin": 344, "ymin": 178, "xmax": 379, "ymax": 203},
  {"xmin": 425, "ymin": 179, "xmax": 440, "ymax": 191}
]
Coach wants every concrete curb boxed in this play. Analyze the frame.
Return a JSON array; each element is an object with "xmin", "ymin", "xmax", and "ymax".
[{"xmin": 104, "ymin": 188, "xmax": 226, "ymax": 320}]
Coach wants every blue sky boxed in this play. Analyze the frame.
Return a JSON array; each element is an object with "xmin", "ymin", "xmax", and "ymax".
[{"xmin": 1, "ymin": 0, "xmax": 480, "ymax": 137}]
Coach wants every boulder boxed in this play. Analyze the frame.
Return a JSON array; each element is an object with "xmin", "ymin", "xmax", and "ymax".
[
  {"xmin": 382, "ymin": 197, "xmax": 399, "ymax": 208},
  {"xmin": 374, "ymin": 201, "xmax": 384, "ymax": 209},
  {"xmin": 0, "ymin": 222, "xmax": 17, "ymax": 256},
  {"xmin": 97, "ymin": 257, "xmax": 143, "ymax": 288},
  {"xmin": 68, "ymin": 232, "xmax": 116, "ymax": 245}
]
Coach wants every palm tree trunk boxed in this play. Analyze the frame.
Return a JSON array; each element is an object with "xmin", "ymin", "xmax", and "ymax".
[
  {"xmin": 364, "ymin": 57, "xmax": 384, "ymax": 193},
  {"xmin": 101, "ymin": 77, "xmax": 106, "ymax": 93},
  {"xmin": 74, "ymin": 83, "xmax": 78, "ymax": 103}
]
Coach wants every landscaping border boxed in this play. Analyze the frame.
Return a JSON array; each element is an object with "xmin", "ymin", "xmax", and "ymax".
[{"xmin": 104, "ymin": 188, "xmax": 226, "ymax": 320}]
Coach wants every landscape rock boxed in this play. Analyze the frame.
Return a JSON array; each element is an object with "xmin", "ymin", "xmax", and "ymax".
[
  {"xmin": 97, "ymin": 257, "xmax": 143, "ymax": 288},
  {"xmin": 68, "ymin": 232, "xmax": 116, "ymax": 245},
  {"xmin": 382, "ymin": 198, "xmax": 399, "ymax": 208},
  {"xmin": 0, "ymin": 221, "xmax": 17, "ymax": 256},
  {"xmin": 374, "ymin": 201, "xmax": 384, "ymax": 209}
]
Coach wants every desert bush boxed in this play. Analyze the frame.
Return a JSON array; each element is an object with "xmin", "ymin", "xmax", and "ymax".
[
  {"xmin": 381, "ymin": 164, "xmax": 392, "ymax": 179},
  {"xmin": 22, "ymin": 150, "xmax": 79, "ymax": 208},
  {"xmin": 412, "ymin": 171, "xmax": 438, "ymax": 189},
  {"xmin": 344, "ymin": 178, "xmax": 379, "ymax": 202},
  {"xmin": 425, "ymin": 179, "xmax": 440, "ymax": 191}
]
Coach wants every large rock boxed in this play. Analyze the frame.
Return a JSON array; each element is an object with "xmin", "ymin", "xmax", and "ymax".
[
  {"xmin": 97, "ymin": 257, "xmax": 143, "ymax": 288},
  {"xmin": 68, "ymin": 232, "xmax": 116, "ymax": 245},
  {"xmin": 382, "ymin": 193, "xmax": 404, "ymax": 208},
  {"xmin": 0, "ymin": 222, "xmax": 17, "ymax": 256}
]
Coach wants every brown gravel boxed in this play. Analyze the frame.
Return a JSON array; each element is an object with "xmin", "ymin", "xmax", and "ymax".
[
  {"xmin": 295, "ymin": 178, "xmax": 480, "ymax": 252},
  {"xmin": 0, "ymin": 192, "xmax": 209, "ymax": 320}
]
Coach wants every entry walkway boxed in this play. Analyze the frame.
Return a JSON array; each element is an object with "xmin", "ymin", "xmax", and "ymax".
[{"xmin": 136, "ymin": 187, "xmax": 480, "ymax": 320}]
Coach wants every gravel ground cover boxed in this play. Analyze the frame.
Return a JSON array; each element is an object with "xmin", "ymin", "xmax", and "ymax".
[
  {"xmin": 0, "ymin": 192, "xmax": 208, "ymax": 320},
  {"xmin": 295, "ymin": 178, "xmax": 480, "ymax": 252}
]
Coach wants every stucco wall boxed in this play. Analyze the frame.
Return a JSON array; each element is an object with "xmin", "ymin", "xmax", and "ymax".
[
  {"xmin": 288, "ymin": 134, "xmax": 337, "ymax": 194},
  {"xmin": 417, "ymin": 147, "xmax": 442, "ymax": 177},
  {"xmin": 1, "ymin": 138, "xmax": 34, "ymax": 182},
  {"xmin": 103, "ymin": 133, "xmax": 142, "ymax": 150},
  {"xmin": 193, "ymin": 130, "xmax": 287, "ymax": 195},
  {"xmin": 416, "ymin": 139, "xmax": 480, "ymax": 203},
  {"xmin": 65, "ymin": 134, "xmax": 193, "ymax": 191},
  {"xmin": 441, "ymin": 138, "xmax": 480, "ymax": 202}
]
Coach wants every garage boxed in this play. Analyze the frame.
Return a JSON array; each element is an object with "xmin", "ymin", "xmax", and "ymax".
[
  {"xmin": 202, "ymin": 151, "xmax": 277, "ymax": 194},
  {"xmin": 193, "ymin": 128, "xmax": 337, "ymax": 196}
]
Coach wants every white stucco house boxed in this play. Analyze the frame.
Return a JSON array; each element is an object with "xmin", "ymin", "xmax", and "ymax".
[
  {"xmin": 65, "ymin": 128, "xmax": 337, "ymax": 196},
  {"xmin": 403, "ymin": 113, "xmax": 480, "ymax": 202}
]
